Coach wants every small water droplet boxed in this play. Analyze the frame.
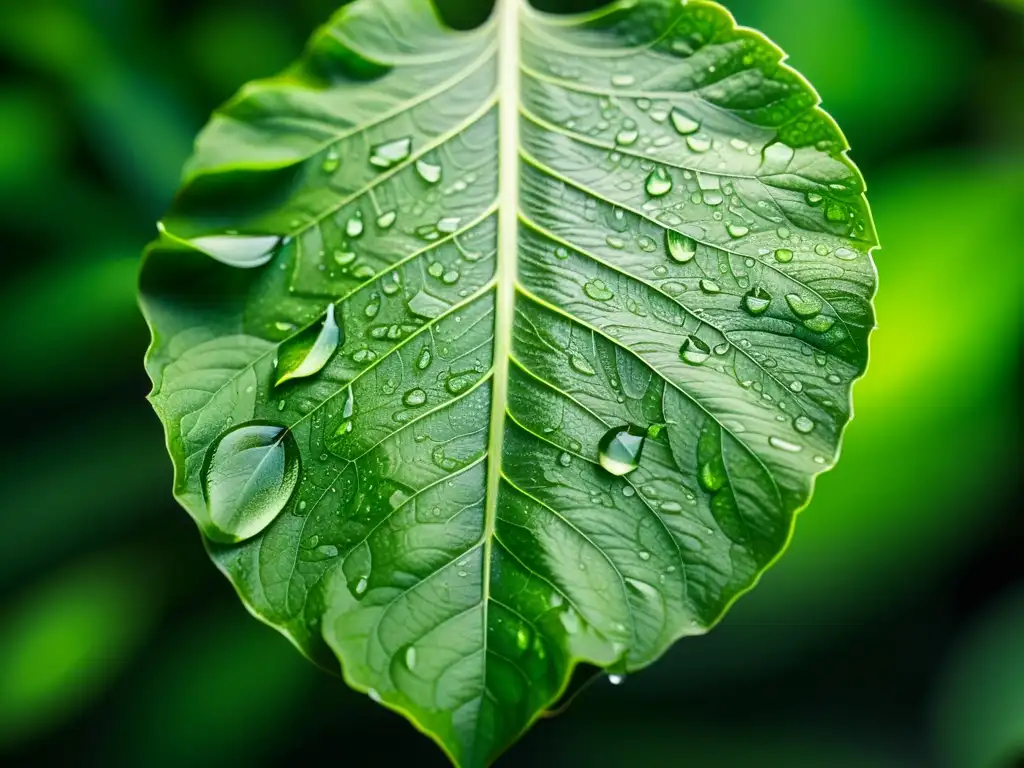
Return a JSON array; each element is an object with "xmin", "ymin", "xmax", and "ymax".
[
  {"xmin": 403, "ymin": 388, "xmax": 427, "ymax": 407},
  {"xmin": 609, "ymin": 674, "xmax": 626, "ymax": 685},
  {"xmin": 774, "ymin": 248, "xmax": 794, "ymax": 263},
  {"xmin": 611, "ymin": 73, "xmax": 635, "ymax": 87},
  {"xmin": 416, "ymin": 158, "xmax": 442, "ymax": 184},
  {"xmin": 275, "ymin": 304, "xmax": 342, "ymax": 385},
  {"xmin": 598, "ymin": 424, "xmax": 646, "ymax": 476},
  {"xmin": 727, "ymin": 223, "xmax": 750, "ymax": 238},
  {"xmin": 376, "ymin": 211, "xmax": 397, "ymax": 229},
  {"xmin": 769, "ymin": 436, "xmax": 803, "ymax": 453},
  {"xmin": 666, "ymin": 230, "xmax": 696, "ymax": 263},
  {"xmin": 369, "ymin": 137, "xmax": 412, "ymax": 168},
  {"xmin": 346, "ymin": 213, "xmax": 364, "ymax": 239},
  {"xmin": 785, "ymin": 293, "xmax": 823, "ymax": 318},
  {"xmin": 584, "ymin": 279, "xmax": 614, "ymax": 301},
  {"xmin": 833, "ymin": 246, "xmax": 859, "ymax": 261},
  {"xmin": 404, "ymin": 646, "xmax": 417, "ymax": 670},
  {"xmin": 680, "ymin": 336, "xmax": 711, "ymax": 365},
  {"xmin": 645, "ymin": 167, "xmax": 673, "ymax": 197},
  {"xmin": 699, "ymin": 278, "xmax": 721, "ymax": 294},
  {"xmin": 559, "ymin": 452, "xmax": 572, "ymax": 467},
  {"xmin": 794, "ymin": 415, "xmax": 815, "ymax": 434},
  {"xmin": 803, "ymin": 315, "xmax": 835, "ymax": 333},
  {"xmin": 670, "ymin": 110, "xmax": 700, "ymax": 135},
  {"xmin": 686, "ymin": 135, "xmax": 711, "ymax": 153},
  {"xmin": 615, "ymin": 128, "xmax": 639, "ymax": 146},
  {"xmin": 743, "ymin": 286, "xmax": 772, "ymax": 315}
]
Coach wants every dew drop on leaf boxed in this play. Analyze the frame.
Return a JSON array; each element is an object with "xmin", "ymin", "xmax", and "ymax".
[
  {"xmin": 794, "ymin": 415, "xmax": 815, "ymax": 434},
  {"xmin": 403, "ymin": 388, "xmax": 427, "ymax": 407},
  {"xmin": 186, "ymin": 233, "xmax": 281, "ymax": 269},
  {"xmin": 415, "ymin": 158, "xmax": 442, "ymax": 184},
  {"xmin": 680, "ymin": 336, "xmax": 711, "ymax": 365},
  {"xmin": 743, "ymin": 286, "xmax": 772, "ymax": 315},
  {"xmin": 369, "ymin": 137, "xmax": 412, "ymax": 168},
  {"xmin": 803, "ymin": 315, "xmax": 836, "ymax": 333},
  {"xmin": 274, "ymin": 304, "xmax": 342, "ymax": 385},
  {"xmin": 670, "ymin": 110, "xmax": 700, "ymax": 135},
  {"xmin": 666, "ymin": 230, "xmax": 697, "ymax": 263},
  {"xmin": 699, "ymin": 278, "xmax": 721, "ymax": 295},
  {"xmin": 583, "ymin": 279, "xmax": 614, "ymax": 301},
  {"xmin": 598, "ymin": 424, "xmax": 647, "ymax": 476},
  {"xmin": 785, "ymin": 293, "xmax": 823, "ymax": 318},
  {"xmin": 201, "ymin": 422, "xmax": 300, "ymax": 542},
  {"xmin": 774, "ymin": 248, "xmax": 794, "ymax": 263},
  {"xmin": 645, "ymin": 167, "xmax": 673, "ymax": 197}
]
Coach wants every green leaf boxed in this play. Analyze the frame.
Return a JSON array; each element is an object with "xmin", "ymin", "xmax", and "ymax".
[{"xmin": 139, "ymin": 1, "xmax": 877, "ymax": 764}]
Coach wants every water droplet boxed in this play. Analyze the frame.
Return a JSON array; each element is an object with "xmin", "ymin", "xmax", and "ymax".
[
  {"xmin": 727, "ymin": 223, "xmax": 750, "ymax": 238},
  {"xmin": 699, "ymin": 278, "xmax": 721, "ymax": 294},
  {"xmin": 743, "ymin": 286, "xmax": 772, "ymax": 315},
  {"xmin": 645, "ymin": 167, "xmax": 673, "ymax": 197},
  {"xmin": 404, "ymin": 646, "xmax": 417, "ymax": 670},
  {"xmin": 598, "ymin": 424, "xmax": 647, "ymax": 476},
  {"xmin": 666, "ymin": 230, "xmax": 697, "ymax": 263},
  {"xmin": 794, "ymin": 415, "xmax": 815, "ymax": 434},
  {"xmin": 806, "ymin": 192, "xmax": 823, "ymax": 205},
  {"xmin": 346, "ymin": 213, "xmax": 364, "ymax": 238},
  {"xmin": 334, "ymin": 249, "xmax": 356, "ymax": 266},
  {"xmin": 615, "ymin": 127, "xmax": 639, "ymax": 146},
  {"xmin": 414, "ymin": 158, "xmax": 442, "ymax": 184},
  {"xmin": 376, "ymin": 210, "xmax": 397, "ymax": 229},
  {"xmin": 680, "ymin": 336, "xmax": 711, "ymax": 365},
  {"xmin": 436, "ymin": 217, "xmax": 461, "ymax": 234},
  {"xmin": 554, "ymin": 246, "xmax": 569, "ymax": 260},
  {"xmin": 803, "ymin": 315, "xmax": 835, "ymax": 333},
  {"xmin": 403, "ymin": 388, "xmax": 427, "ymax": 407},
  {"xmin": 774, "ymin": 248, "xmax": 794, "ymax": 263},
  {"xmin": 584, "ymin": 279, "xmax": 614, "ymax": 301},
  {"xmin": 275, "ymin": 304, "xmax": 342, "ymax": 385},
  {"xmin": 516, "ymin": 625, "xmax": 531, "ymax": 651},
  {"xmin": 416, "ymin": 348, "xmax": 433, "ymax": 370},
  {"xmin": 826, "ymin": 373, "xmax": 842, "ymax": 385},
  {"xmin": 833, "ymin": 246, "xmax": 859, "ymax": 261},
  {"xmin": 769, "ymin": 436, "xmax": 803, "ymax": 453},
  {"xmin": 201, "ymin": 422, "xmax": 300, "ymax": 542},
  {"xmin": 638, "ymin": 235, "xmax": 656, "ymax": 252},
  {"xmin": 369, "ymin": 137, "xmax": 412, "ymax": 168},
  {"xmin": 559, "ymin": 452, "xmax": 572, "ymax": 467},
  {"xmin": 609, "ymin": 674, "xmax": 626, "ymax": 685},
  {"xmin": 785, "ymin": 293, "xmax": 823, "ymax": 318},
  {"xmin": 611, "ymin": 73, "xmax": 635, "ymax": 87},
  {"xmin": 686, "ymin": 135, "xmax": 711, "ymax": 153},
  {"xmin": 670, "ymin": 110, "xmax": 700, "ymax": 135},
  {"xmin": 187, "ymin": 233, "xmax": 281, "ymax": 269}
]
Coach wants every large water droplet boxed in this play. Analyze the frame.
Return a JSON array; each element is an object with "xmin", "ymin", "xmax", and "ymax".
[
  {"xmin": 645, "ymin": 167, "xmax": 673, "ymax": 197},
  {"xmin": 793, "ymin": 415, "xmax": 815, "ymax": 434},
  {"xmin": 785, "ymin": 293, "xmax": 823, "ymax": 318},
  {"xmin": 415, "ymin": 159, "xmax": 441, "ymax": 184},
  {"xmin": 769, "ymin": 436, "xmax": 803, "ymax": 453},
  {"xmin": 403, "ymin": 388, "xmax": 427, "ymax": 407},
  {"xmin": 187, "ymin": 233, "xmax": 281, "ymax": 269},
  {"xmin": 275, "ymin": 304, "xmax": 342, "ymax": 385},
  {"xmin": 666, "ymin": 230, "xmax": 697, "ymax": 263},
  {"xmin": 743, "ymin": 286, "xmax": 772, "ymax": 315},
  {"xmin": 201, "ymin": 422, "xmax": 300, "ymax": 542},
  {"xmin": 774, "ymin": 248, "xmax": 794, "ymax": 263},
  {"xmin": 680, "ymin": 336, "xmax": 711, "ymax": 365},
  {"xmin": 598, "ymin": 424, "xmax": 646, "ymax": 476},
  {"xmin": 670, "ymin": 110, "xmax": 700, "ymax": 135},
  {"xmin": 369, "ymin": 137, "xmax": 412, "ymax": 168},
  {"xmin": 803, "ymin": 315, "xmax": 836, "ymax": 333},
  {"xmin": 584, "ymin": 279, "xmax": 614, "ymax": 301}
]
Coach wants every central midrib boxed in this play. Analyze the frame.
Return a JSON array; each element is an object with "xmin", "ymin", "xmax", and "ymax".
[{"xmin": 481, "ymin": 0, "xmax": 519, "ymax": 629}]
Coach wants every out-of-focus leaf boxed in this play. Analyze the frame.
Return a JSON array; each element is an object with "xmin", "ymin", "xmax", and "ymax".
[
  {"xmin": 726, "ymin": 0, "xmax": 969, "ymax": 155},
  {"xmin": 0, "ymin": 417, "xmax": 169, "ymax": 589},
  {"xmin": 0, "ymin": 87, "xmax": 64, "ymax": 194},
  {"xmin": 113, "ymin": 609, "xmax": 316, "ymax": 768},
  {"xmin": 0, "ymin": 253, "xmax": 146, "ymax": 393},
  {"xmin": 0, "ymin": 554, "xmax": 158, "ymax": 748},
  {"xmin": 0, "ymin": 1, "xmax": 194, "ymax": 206},
  {"xmin": 932, "ymin": 588, "xmax": 1024, "ymax": 768},
  {"xmin": 140, "ymin": 0, "xmax": 877, "ymax": 763}
]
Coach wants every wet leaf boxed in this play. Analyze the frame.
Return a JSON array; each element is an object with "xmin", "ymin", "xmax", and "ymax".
[{"xmin": 139, "ymin": 1, "xmax": 877, "ymax": 764}]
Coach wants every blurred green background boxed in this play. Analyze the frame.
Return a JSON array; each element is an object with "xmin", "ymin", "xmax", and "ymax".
[{"xmin": 0, "ymin": 0, "xmax": 1021, "ymax": 765}]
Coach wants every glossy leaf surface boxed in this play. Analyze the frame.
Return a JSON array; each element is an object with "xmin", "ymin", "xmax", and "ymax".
[{"xmin": 140, "ymin": 0, "xmax": 877, "ymax": 764}]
